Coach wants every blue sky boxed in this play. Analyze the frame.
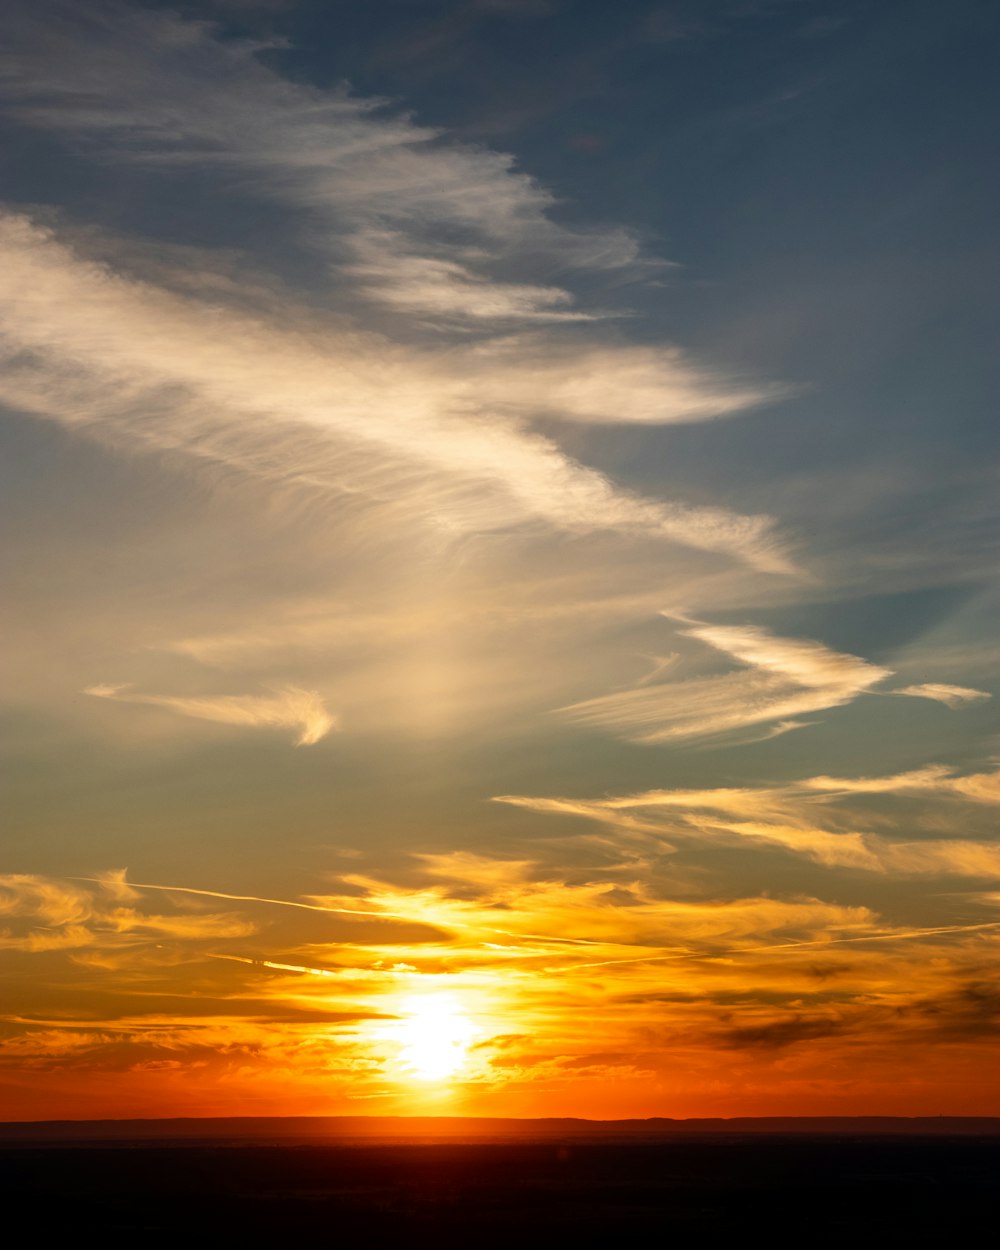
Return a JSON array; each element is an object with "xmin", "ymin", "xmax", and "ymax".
[{"xmin": 1, "ymin": 0, "xmax": 999, "ymax": 1119}]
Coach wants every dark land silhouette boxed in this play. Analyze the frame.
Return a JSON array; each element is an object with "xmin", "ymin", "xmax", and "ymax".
[{"xmin": 4, "ymin": 1117, "xmax": 998, "ymax": 1245}]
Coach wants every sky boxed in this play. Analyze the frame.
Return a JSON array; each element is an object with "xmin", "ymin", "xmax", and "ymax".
[{"xmin": 1, "ymin": 0, "xmax": 999, "ymax": 1122}]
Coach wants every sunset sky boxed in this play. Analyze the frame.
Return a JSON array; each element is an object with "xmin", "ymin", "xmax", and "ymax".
[{"xmin": 2, "ymin": 0, "xmax": 999, "ymax": 1122}]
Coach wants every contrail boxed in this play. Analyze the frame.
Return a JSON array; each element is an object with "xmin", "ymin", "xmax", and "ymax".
[
  {"xmin": 74, "ymin": 876, "xmax": 413, "ymax": 921},
  {"xmin": 211, "ymin": 953, "xmax": 337, "ymax": 977},
  {"xmin": 75, "ymin": 875, "xmax": 627, "ymax": 949},
  {"xmin": 78, "ymin": 874, "xmax": 994, "ymax": 973},
  {"xmin": 488, "ymin": 928, "xmax": 613, "ymax": 947},
  {"xmin": 545, "ymin": 919, "xmax": 1000, "ymax": 974}
]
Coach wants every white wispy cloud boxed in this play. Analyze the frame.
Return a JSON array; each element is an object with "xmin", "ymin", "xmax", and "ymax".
[
  {"xmin": 0, "ymin": 0, "xmax": 792, "ymax": 574},
  {"xmin": 804, "ymin": 764, "xmax": 1000, "ymax": 805},
  {"xmin": 557, "ymin": 618, "xmax": 890, "ymax": 743},
  {"xmin": 496, "ymin": 762, "xmax": 1000, "ymax": 876},
  {"xmin": 0, "ymin": 872, "xmax": 255, "ymax": 953},
  {"xmin": 0, "ymin": 1, "xmax": 651, "ymax": 310},
  {"xmin": 84, "ymin": 683, "xmax": 335, "ymax": 745},
  {"xmin": 890, "ymin": 683, "xmax": 991, "ymax": 708},
  {"xmin": 344, "ymin": 228, "xmax": 600, "ymax": 322},
  {"xmin": 0, "ymin": 212, "xmax": 791, "ymax": 569}
]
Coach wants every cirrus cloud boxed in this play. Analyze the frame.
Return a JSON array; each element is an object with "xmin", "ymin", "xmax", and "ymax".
[{"xmin": 83, "ymin": 682, "xmax": 336, "ymax": 745}]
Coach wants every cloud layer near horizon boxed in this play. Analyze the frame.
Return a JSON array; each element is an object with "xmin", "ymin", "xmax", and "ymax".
[{"xmin": 4, "ymin": 847, "xmax": 1000, "ymax": 1118}]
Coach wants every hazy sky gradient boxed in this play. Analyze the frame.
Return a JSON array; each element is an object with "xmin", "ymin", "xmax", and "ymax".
[{"xmin": 2, "ymin": 0, "xmax": 998, "ymax": 1120}]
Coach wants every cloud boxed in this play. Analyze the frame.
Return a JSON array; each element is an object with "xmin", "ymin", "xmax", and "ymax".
[
  {"xmin": 497, "ymin": 763, "xmax": 1000, "ymax": 876},
  {"xmin": 344, "ymin": 228, "xmax": 599, "ymax": 322},
  {"xmin": 497, "ymin": 791, "xmax": 881, "ymax": 870},
  {"xmin": 0, "ymin": 213, "xmax": 789, "ymax": 570},
  {"xmin": 83, "ymin": 682, "xmax": 336, "ymax": 745},
  {"xmin": 0, "ymin": 0, "xmax": 792, "ymax": 572},
  {"xmin": 557, "ymin": 619, "xmax": 890, "ymax": 743},
  {"xmin": 0, "ymin": 874, "xmax": 95, "ymax": 927},
  {"xmin": 801, "ymin": 766, "xmax": 957, "ymax": 794},
  {"xmin": 897, "ymin": 980, "xmax": 1000, "ymax": 1042},
  {"xmin": 307, "ymin": 854, "xmax": 877, "ymax": 956},
  {"xmin": 719, "ymin": 1014, "xmax": 848, "ymax": 1050},
  {"xmin": 472, "ymin": 338, "xmax": 788, "ymax": 425},
  {"xmin": 5, "ymin": 856, "xmax": 882, "ymax": 1072},
  {"xmin": 0, "ymin": 0, "xmax": 713, "ymax": 329},
  {"xmin": 891, "ymin": 683, "xmax": 991, "ymax": 708},
  {"xmin": 804, "ymin": 765, "xmax": 1000, "ymax": 804},
  {"xmin": 952, "ymin": 772, "xmax": 1000, "ymax": 803},
  {"xmin": 98, "ymin": 877, "xmax": 427, "ymax": 924},
  {"xmin": 2, "ymin": 1, "xmax": 1000, "ymax": 1122},
  {"xmin": 695, "ymin": 820, "xmax": 880, "ymax": 870},
  {"xmin": 4, "ymin": 856, "xmax": 1000, "ymax": 1111},
  {"xmin": 878, "ymin": 841, "xmax": 1000, "ymax": 878},
  {"xmin": 0, "ymin": 873, "xmax": 256, "ymax": 955}
]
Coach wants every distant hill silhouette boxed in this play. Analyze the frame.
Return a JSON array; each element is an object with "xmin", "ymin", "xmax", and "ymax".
[{"xmin": 4, "ymin": 1114, "xmax": 1000, "ymax": 1145}]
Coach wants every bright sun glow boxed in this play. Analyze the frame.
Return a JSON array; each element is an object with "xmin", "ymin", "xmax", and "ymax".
[{"xmin": 394, "ymin": 994, "xmax": 477, "ymax": 1082}]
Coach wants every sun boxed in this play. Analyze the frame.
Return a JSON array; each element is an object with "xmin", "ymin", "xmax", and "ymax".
[{"xmin": 394, "ymin": 994, "xmax": 477, "ymax": 1082}]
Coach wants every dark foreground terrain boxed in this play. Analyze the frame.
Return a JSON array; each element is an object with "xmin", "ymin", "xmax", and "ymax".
[{"xmin": 3, "ymin": 1123, "xmax": 999, "ymax": 1246}]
